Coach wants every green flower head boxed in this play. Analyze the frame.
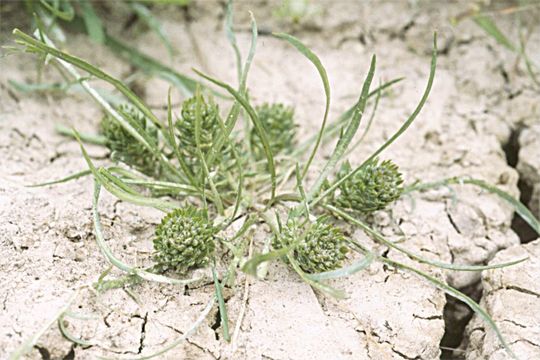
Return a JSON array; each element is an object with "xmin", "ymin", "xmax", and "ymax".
[
  {"xmin": 335, "ymin": 158, "xmax": 403, "ymax": 214},
  {"xmin": 251, "ymin": 103, "xmax": 296, "ymax": 159},
  {"xmin": 273, "ymin": 218, "xmax": 349, "ymax": 273},
  {"xmin": 153, "ymin": 206, "xmax": 217, "ymax": 273},
  {"xmin": 175, "ymin": 95, "xmax": 221, "ymax": 161},
  {"xmin": 100, "ymin": 104, "xmax": 160, "ymax": 177}
]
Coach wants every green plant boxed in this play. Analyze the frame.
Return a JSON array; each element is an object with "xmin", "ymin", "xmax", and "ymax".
[
  {"xmin": 100, "ymin": 104, "xmax": 162, "ymax": 177},
  {"xmin": 273, "ymin": 218, "xmax": 348, "ymax": 273},
  {"xmin": 251, "ymin": 103, "xmax": 296, "ymax": 159},
  {"xmin": 10, "ymin": 2, "xmax": 540, "ymax": 359},
  {"xmin": 153, "ymin": 206, "xmax": 217, "ymax": 273},
  {"xmin": 333, "ymin": 158, "xmax": 404, "ymax": 214}
]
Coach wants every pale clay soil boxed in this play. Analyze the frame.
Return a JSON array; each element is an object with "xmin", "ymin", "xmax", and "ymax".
[{"xmin": 0, "ymin": 1, "xmax": 539, "ymax": 359}]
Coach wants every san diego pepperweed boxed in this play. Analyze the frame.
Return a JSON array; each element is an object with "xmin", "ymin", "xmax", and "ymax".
[{"xmin": 12, "ymin": 7, "xmax": 537, "ymax": 357}]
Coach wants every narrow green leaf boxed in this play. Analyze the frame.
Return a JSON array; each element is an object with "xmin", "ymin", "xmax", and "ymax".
[
  {"xmin": 78, "ymin": 0, "xmax": 105, "ymax": 44},
  {"xmin": 287, "ymin": 254, "xmax": 347, "ymax": 299},
  {"xmin": 225, "ymin": 0, "xmax": 242, "ymax": 84},
  {"xmin": 194, "ymin": 69, "xmax": 277, "ymax": 202},
  {"xmin": 104, "ymin": 33, "xmax": 199, "ymax": 97},
  {"xmin": 58, "ymin": 312, "xmax": 95, "ymax": 347},
  {"xmin": 74, "ymin": 131, "xmax": 177, "ymax": 212},
  {"xmin": 55, "ymin": 123, "xmax": 107, "ymax": 145},
  {"xmin": 206, "ymin": 9, "xmax": 257, "ymax": 169},
  {"xmin": 241, "ymin": 247, "xmax": 289, "ymax": 276},
  {"xmin": 39, "ymin": 0, "xmax": 74, "ymax": 21},
  {"xmin": 292, "ymin": 77, "xmax": 404, "ymax": 157},
  {"xmin": 345, "ymin": 80, "xmax": 382, "ymax": 156},
  {"xmin": 27, "ymin": 169, "xmax": 92, "ymax": 187},
  {"xmin": 273, "ymin": 32, "xmax": 331, "ymax": 179},
  {"xmin": 306, "ymin": 55, "xmax": 376, "ymax": 202},
  {"xmin": 474, "ymin": 15, "xmax": 515, "ymax": 51},
  {"xmin": 212, "ymin": 266, "xmax": 230, "ymax": 342}
]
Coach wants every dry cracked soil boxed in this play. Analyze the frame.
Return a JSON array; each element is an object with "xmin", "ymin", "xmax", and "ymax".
[{"xmin": 0, "ymin": 1, "xmax": 539, "ymax": 359}]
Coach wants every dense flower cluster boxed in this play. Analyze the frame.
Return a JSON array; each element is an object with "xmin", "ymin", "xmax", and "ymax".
[
  {"xmin": 100, "ymin": 104, "xmax": 160, "ymax": 176},
  {"xmin": 273, "ymin": 218, "xmax": 349, "ymax": 273},
  {"xmin": 153, "ymin": 206, "xmax": 217, "ymax": 273},
  {"xmin": 175, "ymin": 96, "xmax": 221, "ymax": 162},
  {"xmin": 250, "ymin": 103, "xmax": 296, "ymax": 159},
  {"xmin": 335, "ymin": 158, "xmax": 403, "ymax": 213}
]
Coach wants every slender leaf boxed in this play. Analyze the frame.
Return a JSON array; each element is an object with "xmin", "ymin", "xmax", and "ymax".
[
  {"xmin": 212, "ymin": 266, "xmax": 230, "ymax": 342},
  {"xmin": 241, "ymin": 247, "xmax": 289, "ymax": 276},
  {"xmin": 306, "ymin": 55, "xmax": 376, "ymax": 202},
  {"xmin": 78, "ymin": 0, "xmax": 104, "ymax": 44},
  {"xmin": 287, "ymin": 254, "xmax": 347, "ymax": 299},
  {"xmin": 39, "ymin": 0, "xmax": 74, "ymax": 21},
  {"xmin": 273, "ymin": 32, "xmax": 331, "ymax": 179},
  {"xmin": 27, "ymin": 169, "xmax": 92, "ymax": 187},
  {"xmin": 194, "ymin": 69, "xmax": 277, "ymax": 202},
  {"xmin": 474, "ymin": 15, "xmax": 515, "ymax": 51}
]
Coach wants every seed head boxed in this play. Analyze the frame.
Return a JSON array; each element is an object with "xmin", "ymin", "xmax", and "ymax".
[
  {"xmin": 251, "ymin": 103, "xmax": 296, "ymax": 159},
  {"xmin": 273, "ymin": 218, "xmax": 349, "ymax": 273},
  {"xmin": 335, "ymin": 158, "xmax": 403, "ymax": 213},
  {"xmin": 175, "ymin": 95, "xmax": 221, "ymax": 162},
  {"xmin": 153, "ymin": 206, "xmax": 217, "ymax": 273},
  {"xmin": 100, "ymin": 104, "xmax": 160, "ymax": 177}
]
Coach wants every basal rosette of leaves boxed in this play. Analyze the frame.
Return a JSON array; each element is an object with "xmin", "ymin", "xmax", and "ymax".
[{"xmin": 153, "ymin": 206, "xmax": 217, "ymax": 273}]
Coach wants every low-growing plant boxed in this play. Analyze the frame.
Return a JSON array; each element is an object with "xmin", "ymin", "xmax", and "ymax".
[{"xmin": 9, "ymin": 1, "xmax": 540, "ymax": 359}]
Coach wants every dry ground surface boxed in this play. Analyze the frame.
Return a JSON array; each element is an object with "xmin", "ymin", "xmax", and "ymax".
[{"xmin": 1, "ymin": 1, "xmax": 539, "ymax": 359}]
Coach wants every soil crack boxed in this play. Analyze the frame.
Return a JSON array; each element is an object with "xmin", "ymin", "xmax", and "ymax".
[
  {"xmin": 137, "ymin": 312, "xmax": 148, "ymax": 354},
  {"xmin": 502, "ymin": 125, "xmax": 537, "ymax": 242}
]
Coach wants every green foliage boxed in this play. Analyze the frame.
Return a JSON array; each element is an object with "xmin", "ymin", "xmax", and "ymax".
[
  {"xmin": 153, "ymin": 206, "xmax": 217, "ymax": 273},
  {"xmin": 100, "ymin": 104, "xmax": 161, "ymax": 177},
  {"xmin": 251, "ymin": 103, "xmax": 296, "ymax": 159},
  {"xmin": 334, "ymin": 158, "xmax": 403, "ymax": 214},
  {"xmin": 273, "ymin": 218, "xmax": 349, "ymax": 273}
]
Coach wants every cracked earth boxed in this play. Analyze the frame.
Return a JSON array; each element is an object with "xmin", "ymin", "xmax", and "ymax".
[{"xmin": 1, "ymin": 1, "xmax": 539, "ymax": 359}]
